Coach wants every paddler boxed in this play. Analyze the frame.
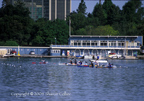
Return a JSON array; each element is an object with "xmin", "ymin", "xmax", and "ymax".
[
  {"xmin": 70, "ymin": 60, "xmax": 72, "ymax": 64},
  {"xmin": 97, "ymin": 55, "xmax": 99, "ymax": 60},
  {"xmin": 95, "ymin": 61, "xmax": 99, "ymax": 68},
  {"xmin": 91, "ymin": 61, "xmax": 94, "ymax": 68},
  {"xmin": 109, "ymin": 63, "xmax": 112, "ymax": 68},
  {"xmin": 74, "ymin": 59, "xmax": 77, "ymax": 65}
]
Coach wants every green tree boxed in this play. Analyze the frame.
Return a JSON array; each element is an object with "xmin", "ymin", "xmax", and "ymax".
[
  {"xmin": 92, "ymin": 25, "xmax": 119, "ymax": 35},
  {"xmin": 69, "ymin": 11, "xmax": 87, "ymax": 32},
  {"xmin": 0, "ymin": 0, "xmax": 32, "ymax": 45},
  {"xmin": 32, "ymin": 19, "xmax": 69, "ymax": 46},
  {"xmin": 103, "ymin": 0, "xmax": 121, "ymax": 25},
  {"xmin": 77, "ymin": 0, "xmax": 87, "ymax": 15},
  {"xmin": 122, "ymin": 0, "xmax": 142, "ymax": 23},
  {"xmin": 5, "ymin": 41, "xmax": 18, "ymax": 46},
  {"xmin": 92, "ymin": 3, "xmax": 107, "ymax": 25},
  {"xmin": 2, "ymin": 0, "xmax": 10, "ymax": 7},
  {"xmin": 121, "ymin": 0, "xmax": 144, "ymax": 35},
  {"xmin": 75, "ymin": 28, "xmax": 87, "ymax": 35}
]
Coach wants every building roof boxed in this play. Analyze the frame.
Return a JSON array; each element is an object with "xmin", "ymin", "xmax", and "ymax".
[{"xmin": 70, "ymin": 35, "xmax": 139, "ymax": 38}]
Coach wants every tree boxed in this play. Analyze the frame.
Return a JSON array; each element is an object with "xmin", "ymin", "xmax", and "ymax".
[
  {"xmin": 122, "ymin": 0, "xmax": 142, "ymax": 23},
  {"xmin": 92, "ymin": 3, "xmax": 107, "ymax": 25},
  {"xmin": 77, "ymin": 0, "xmax": 87, "ymax": 15},
  {"xmin": 103, "ymin": 0, "xmax": 121, "ymax": 25},
  {"xmin": 75, "ymin": 28, "xmax": 87, "ymax": 35},
  {"xmin": 0, "ymin": 0, "xmax": 33, "ymax": 45},
  {"xmin": 2, "ymin": 0, "xmax": 10, "ymax": 7},
  {"xmin": 120, "ymin": 0, "xmax": 144, "ymax": 35},
  {"xmin": 31, "ymin": 19, "xmax": 69, "ymax": 46},
  {"xmin": 92, "ymin": 25, "xmax": 119, "ymax": 35},
  {"xmin": 69, "ymin": 11, "xmax": 87, "ymax": 32}
]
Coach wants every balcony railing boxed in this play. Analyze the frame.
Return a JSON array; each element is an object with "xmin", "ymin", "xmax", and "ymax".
[{"xmin": 51, "ymin": 45, "xmax": 140, "ymax": 49}]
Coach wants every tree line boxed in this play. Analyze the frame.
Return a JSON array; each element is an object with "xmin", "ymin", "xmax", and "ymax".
[
  {"xmin": 0, "ymin": 0, "xmax": 144, "ymax": 46},
  {"xmin": 70, "ymin": 0, "xmax": 144, "ymax": 36}
]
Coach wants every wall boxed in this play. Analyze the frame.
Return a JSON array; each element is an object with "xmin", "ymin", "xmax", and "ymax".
[{"xmin": 0, "ymin": 46, "xmax": 50, "ymax": 55}]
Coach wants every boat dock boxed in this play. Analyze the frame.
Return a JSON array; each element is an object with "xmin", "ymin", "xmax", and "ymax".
[
  {"xmin": 1, "ymin": 55, "xmax": 141, "ymax": 60},
  {"xmin": 137, "ymin": 55, "xmax": 144, "ymax": 59},
  {"xmin": 2, "ymin": 55, "xmax": 68, "ymax": 58}
]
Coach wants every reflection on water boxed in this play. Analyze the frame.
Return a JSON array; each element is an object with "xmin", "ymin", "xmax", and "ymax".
[{"xmin": 0, "ymin": 58, "xmax": 144, "ymax": 101}]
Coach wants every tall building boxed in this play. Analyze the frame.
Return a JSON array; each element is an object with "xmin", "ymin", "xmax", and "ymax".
[{"xmin": 10, "ymin": 0, "xmax": 71, "ymax": 20}]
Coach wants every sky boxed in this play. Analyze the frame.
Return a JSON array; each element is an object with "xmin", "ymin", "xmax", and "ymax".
[
  {"xmin": 0, "ymin": 0, "xmax": 143, "ymax": 13},
  {"xmin": 72, "ymin": 0, "xmax": 128, "ymax": 13}
]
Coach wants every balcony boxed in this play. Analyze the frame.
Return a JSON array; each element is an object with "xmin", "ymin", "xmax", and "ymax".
[{"xmin": 50, "ymin": 45, "xmax": 140, "ymax": 50}]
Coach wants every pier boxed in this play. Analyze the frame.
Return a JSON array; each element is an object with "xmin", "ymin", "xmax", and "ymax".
[
  {"xmin": 137, "ymin": 55, "xmax": 144, "ymax": 59},
  {"xmin": 2, "ymin": 55, "xmax": 68, "ymax": 58}
]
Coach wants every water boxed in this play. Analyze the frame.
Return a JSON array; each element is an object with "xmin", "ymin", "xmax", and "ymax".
[{"xmin": 0, "ymin": 58, "xmax": 144, "ymax": 101}]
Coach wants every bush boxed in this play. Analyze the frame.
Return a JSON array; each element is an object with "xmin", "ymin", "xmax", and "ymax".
[
  {"xmin": 0, "ymin": 41, "xmax": 5, "ymax": 46},
  {"xmin": 4, "ymin": 41, "xmax": 18, "ymax": 46}
]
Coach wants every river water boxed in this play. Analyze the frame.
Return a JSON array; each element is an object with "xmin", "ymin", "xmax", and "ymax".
[{"xmin": 0, "ymin": 58, "xmax": 144, "ymax": 101}]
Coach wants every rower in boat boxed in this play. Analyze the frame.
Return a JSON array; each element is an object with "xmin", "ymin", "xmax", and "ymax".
[
  {"xmin": 90, "ymin": 61, "xmax": 94, "ymax": 68},
  {"xmin": 97, "ymin": 55, "xmax": 99, "ymax": 60},
  {"xmin": 95, "ymin": 61, "xmax": 99, "ymax": 68},
  {"xmin": 74, "ymin": 59, "xmax": 77, "ymax": 64},
  {"xmin": 108, "ymin": 63, "xmax": 112, "ymax": 68},
  {"xmin": 70, "ymin": 60, "xmax": 72, "ymax": 64},
  {"xmin": 77, "ymin": 61, "xmax": 82, "ymax": 65}
]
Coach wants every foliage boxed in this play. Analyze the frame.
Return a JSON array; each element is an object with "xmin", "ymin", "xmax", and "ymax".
[
  {"xmin": 71, "ymin": 0, "xmax": 144, "ymax": 36},
  {"xmin": 77, "ymin": 0, "xmax": 87, "ymax": 15},
  {"xmin": 0, "ymin": 0, "xmax": 144, "ymax": 46},
  {"xmin": 69, "ymin": 11, "xmax": 87, "ymax": 31},
  {"xmin": 5, "ymin": 41, "xmax": 18, "ymax": 46},
  {"xmin": 31, "ymin": 19, "xmax": 69, "ymax": 46},
  {"xmin": 0, "ymin": 41, "xmax": 18, "ymax": 46},
  {"xmin": 93, "ymin": 25, "xmax": 119, "ymax": 35},
  {"xmin": 0, "ymin": 1, "xmax": 69, "ymax": 46},
  {"xmin": 0, "ymin": 0, "xmax": 31, "ymax": 45}
]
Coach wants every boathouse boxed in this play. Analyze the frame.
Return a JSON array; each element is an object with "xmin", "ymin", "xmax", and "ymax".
[
  {"xmin": 0, "ymin": 46, "xmax": 50, "ymax": 55},
  {"xmin": 50, "ymin": 35, "xmax": 143, "ymax": 57},
  {"xmin": 0, "ymin": 35, "xmax": 143, "ymax": 57}
]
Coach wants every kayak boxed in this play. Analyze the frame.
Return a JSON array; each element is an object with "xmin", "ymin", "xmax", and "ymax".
[
  {"xmin": 58, "ymin": 63, "xmax": 77, "ymax": 66},
  {"xmin": 77, "ymin": 65, "xmax": 90, "ymax": 67},
  {"xmin": 66, "ymin": 63, "xmax": 77, "ymax": 66},
  {"xmin": 39, "ymin": 61, "xmax": 48, "ymax": 64},
  {"xmin": 91, "ymin": 59, "xmax": 108, "ymax": 63},
  {"xmin": 77, "ymin": 65, "xmax": 116, "ymax": 68}
]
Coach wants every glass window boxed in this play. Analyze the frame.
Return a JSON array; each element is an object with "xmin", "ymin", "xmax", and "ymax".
[
  {"xmin": 78, "ymin": 43, "xmax": 81, "ymax": 45},
  {"xmin": 87, "ymin": 43, "xmax": 90, "ymax": 46},
  {"xmin": 91, "ymin": 43, "xmax": 95, "ymax": 46},
  {"xmin": 83, "ymin": 43, "xmax": 86, "ymax": 46},
  {"xmin": 74, "ymin": 43, "xmax": 77, "ymax": 45}
]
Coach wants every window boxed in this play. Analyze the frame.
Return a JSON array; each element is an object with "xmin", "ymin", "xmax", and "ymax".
[
  {"xmin": 91, "ymin": 43, "xmax": 95, "ymax": 46},
  {"xmin": 109, "ymin": 41, "xmax": 116, "ymax": 46},
  {"xmin": 83, "ymin": 43, "xmax": 86, "ymax": 46},
  {"xmin": 87, "ymin": 43, "xmax": 90, "ymax": 46},
  {"xmin": 100, "ymin": 41, "xmax": 107, "ymax": 46},
  {"xmin": 74, "ymin": 43, "xmax": 77, "ymax": 45},
  {"xmin": 78, "ymin": 43, "xmax": 81, "ymax": 45},
  {"xmin": 91, "ymin": 41, "xmax": 98, "ymax": 46}
]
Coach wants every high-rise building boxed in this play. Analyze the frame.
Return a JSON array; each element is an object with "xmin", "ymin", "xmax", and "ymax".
[{"xmin": 10, "ymin": 0, "xmax": 71, "ymax": 20}]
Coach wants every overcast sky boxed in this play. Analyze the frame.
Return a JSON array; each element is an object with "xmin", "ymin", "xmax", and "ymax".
[{"xmin": 0, "ymin": 0, "xmax": 143, "ymax": 13}]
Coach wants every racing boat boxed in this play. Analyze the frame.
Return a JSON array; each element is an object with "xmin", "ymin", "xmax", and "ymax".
[
  {"xmin": 58, "ymin": 63, "xmax": 77, "ymax": 66},
  {"xmin": 32, "ymin": 60, "xmax": 48, "ymax": 64},
  {"xmin": 77, "ymin": 65, "xmax": 90, "ymax": 67},
  {"xmin": 90, "ymin": 59, "xmax": 108, "ymax": 63}
]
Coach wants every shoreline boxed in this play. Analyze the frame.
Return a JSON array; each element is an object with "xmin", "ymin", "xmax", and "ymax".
[{"xmin": 1, "ymin": 54, "xmax": 144, "ymax": 60}]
